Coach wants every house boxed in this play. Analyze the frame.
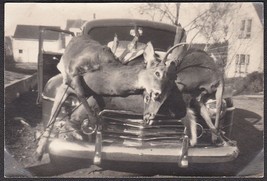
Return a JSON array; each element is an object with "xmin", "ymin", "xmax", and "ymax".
[
  {"xmin": 12, "ymin": 25, "xmax": 64, "ymax": 62},
  {"xmin": 179, "ymin": 3, "xmax": 263, "ymax": 78},
  {"xmin": 225, "ymin": 3, "xmax": 263, "ymax": 78}
]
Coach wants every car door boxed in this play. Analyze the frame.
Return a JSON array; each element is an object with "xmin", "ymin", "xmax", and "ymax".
[{"xmin": 36, "ymin": 27, "xmax": 74, "ymax": 104}]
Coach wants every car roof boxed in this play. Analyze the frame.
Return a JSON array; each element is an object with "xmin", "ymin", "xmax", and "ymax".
[{"xmin": 82, "ymin": 19, "xmax": 176, "ymax": 34}]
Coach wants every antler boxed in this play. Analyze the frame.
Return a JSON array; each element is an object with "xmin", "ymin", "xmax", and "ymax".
[
  {"xmin": 111, "ymin": 34, "xmax": 119, "ymax": 54},
  {"xmin": 162, "ymin": 42, "xmax": 188, "ymax": 64},
  {"xmin": 162, "ymin": 25, "xmax": 188, "ymax": 66},
  {"xmin": 119, "ymin": 25, "xmax": 140, "ymax": 62}
]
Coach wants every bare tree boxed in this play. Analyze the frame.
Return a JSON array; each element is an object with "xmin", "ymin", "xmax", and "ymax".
[
  {"xmin": 4, "ymin": 36, "xmax": 15, "ymax": 69},
  {"xmin": 4, "ymin": 36, "xmax": 13, "ymax": 56},
  {"xmin": 138, "ymin": 3, "xmax": 180, "ymax": 26},
  {"xmin": 137, "ymin": 3, "xmax": 231, "ymax": 45},
  {"xmin": 185, "ymin": 3, "xmax": 238, "ymax": 69},
  {"xmin": 193, "ymin": 3, "xmax": 232, "ymax": 45},
  {"xmin": 137, "ymin": 3, "xmax": 252, "ymax": 72}
]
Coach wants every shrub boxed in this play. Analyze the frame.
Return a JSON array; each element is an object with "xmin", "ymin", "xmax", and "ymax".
[
  {"xmin": 246, "ymin": 72, "xmax": 264, "ymax": 92},
  {"xmin": 225, "ymin": 71, "xmax": 263, "ymax": 95}
]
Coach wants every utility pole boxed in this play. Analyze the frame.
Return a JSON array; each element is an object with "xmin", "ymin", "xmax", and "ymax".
[
  {"xmin": 93, "ymin": 13, "xmax": 96, "ymax": 19},
  {"xmin": 174, "ymin": 3, "xmax": 180, "ymax": 26}
]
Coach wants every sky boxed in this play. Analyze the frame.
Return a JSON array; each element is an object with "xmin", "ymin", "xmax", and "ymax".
[
  {"xmin": 4, "ymin": 3, "xmax": 211, "ymax": 39},
  {"xmin": 5, "ymin": 3, "xmax": 147, "ymax": 36},
  {"xmin": 5, "ymin": 2, "xmax": 250, "ymax": 44}
]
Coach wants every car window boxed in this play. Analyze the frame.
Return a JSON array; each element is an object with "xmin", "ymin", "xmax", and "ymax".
[{"xmin": 87, "ymin": 26, "xmax": 175, "ymax": 52}]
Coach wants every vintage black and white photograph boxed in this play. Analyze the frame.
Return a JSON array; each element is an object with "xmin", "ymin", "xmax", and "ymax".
[{"xmin": 4, "ymin": 2, "xmax": 264, "ymax": 178}]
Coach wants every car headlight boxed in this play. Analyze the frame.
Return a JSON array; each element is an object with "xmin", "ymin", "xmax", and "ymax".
[
  {"xmin": 205, "ymin": 99, "xmax": 227, "ymax": 120},
  {"xmin": 60, "ymin": 95, "xmax": 80, "ymax": 115}
]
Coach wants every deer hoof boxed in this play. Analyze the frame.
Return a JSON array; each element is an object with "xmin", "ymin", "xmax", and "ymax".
[
  {"xmin": 35, "ymin": 136, "xmax": 49, "ymax": 161},
  {"xmin": 71, "ymin": 131, "xmax": 84, "ymax": 140},
  {"xmin": 34, "ymin": 151, "xmax": 43, "ymax": 161},
  {"xmin": 190, "ymin": 138, "xmax": 197, "ymax": 147}
]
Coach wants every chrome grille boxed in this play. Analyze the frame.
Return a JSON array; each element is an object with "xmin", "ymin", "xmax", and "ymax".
[{"xmin": 99, "ymin": 110, "xmax": 185, "ymax": 146}]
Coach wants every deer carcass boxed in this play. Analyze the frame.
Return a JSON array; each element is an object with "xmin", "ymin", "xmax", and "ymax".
[
  {"xmin": 35, "ymin": 35, "xmax": 177, "ymax": 160},
  {"xmin": 163, "ymin": 48, "xmax": 225, "ymax": 143}
]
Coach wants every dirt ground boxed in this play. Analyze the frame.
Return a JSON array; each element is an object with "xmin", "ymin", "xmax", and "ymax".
[
  {"xmin": 5, "ymin": 92, "xmax": 43, "ymax": 169},
  {"xmin": 4, "ymin": 90, "xmax": 264, "ymax": 178}
]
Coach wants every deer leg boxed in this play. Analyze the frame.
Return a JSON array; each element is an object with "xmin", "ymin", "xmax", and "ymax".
[
  {"xmin": 198, "ymin": 101, "xmax": 227, "ymax": 145},
  {"xmin": 71, "ymin": 76, "xmax": 98, "ymax": 135},
  {"xmin": 215, "ymin": 80, "xmax": 224, "ymax": 129},
  {"xmin": 196, "ymin": 92, "xmax": 219, "ymax": 143},
  {"xmin": 36, "ymin": 84, "xmax": 69, "ymax": 160},
  {"xmin": 181, "ymin": 108, "xmax": 197, "ymax": 146},
  {"xmin": 199, "ymin": 101, "xmax": 216, "ymax": 131}
]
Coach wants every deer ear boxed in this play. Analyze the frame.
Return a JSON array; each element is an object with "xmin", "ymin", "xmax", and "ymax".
[
  {"xmin": 144, "ymin": 42, "xmax": 156, "ymax": 68},
  {"xmin": 166, "ymin": 61, "xmax": 177, "ymax": 80}
]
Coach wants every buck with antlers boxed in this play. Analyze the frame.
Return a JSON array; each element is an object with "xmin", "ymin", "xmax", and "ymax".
[
  {"xmin": 162, "ymin": 26, "xmax": 225, "ymax": 144},
  {"xmin": 175, "ymin": 49, "xmax": 224, "ymax": 143},
  {"xmin": 35, "ymin": 34, "xmax": 178, "ymax": 160}
]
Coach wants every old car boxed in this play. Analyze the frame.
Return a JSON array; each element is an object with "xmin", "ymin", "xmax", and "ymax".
[{"xmin": 37, "ymin": 19, "xmax": 239, "ymax": 168}]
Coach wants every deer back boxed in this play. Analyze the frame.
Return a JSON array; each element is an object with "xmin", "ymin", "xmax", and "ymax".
[
  {"xmin": 58, "ymin": 35, "xmax": 118, "ymax": 83},
  {"xmin": 175, "ymin": 49, "xmax": 223, "ymax": 94}
]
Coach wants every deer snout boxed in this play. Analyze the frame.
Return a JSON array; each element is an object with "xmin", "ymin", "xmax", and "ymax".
[
  {"xmin": 143, "ymin": 113, "xmax": 155, "ymax": 125},
  {"xmin": 151, "ymin": 90, "xmax": 161, "ymax": 101}
]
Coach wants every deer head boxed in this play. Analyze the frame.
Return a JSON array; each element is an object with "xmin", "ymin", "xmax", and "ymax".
[
  {"xmin": 139, "ymin": 42, "xmax": 177, "ymax": 123},
  {"xmin": 141, "ymin": 42, "xmax": 189, "ymax": 122}
]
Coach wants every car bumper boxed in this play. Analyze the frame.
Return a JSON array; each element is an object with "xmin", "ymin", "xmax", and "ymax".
[{"xmin": 48, "ymin": 138, "xmax": 239, "ymax": 165}]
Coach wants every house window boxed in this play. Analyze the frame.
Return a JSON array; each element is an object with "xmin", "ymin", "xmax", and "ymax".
[
  {"xmin": 240, "ymin": 54, "xmax": 246, "ymax": 65},
  {"xmin": 19, "ymin": 49, "xmax": 23, "ymax": 54},
  {"xmin": 239, "ymin": 19, "xmax": 252, "ymax": 39},
  {"xmin": 246, "ymin": 19, "xmax": 252, "ymax": 38},
  {"xmin": 235, "ymin": 54, "xmax": 250, "ymax": 75},
  {"xmin": 246, "ymin": 55, "xmax": 250, "ymax": 65},
  {"xmin": 235, "ymin": 55, "xmax": 239, "ymax": 73},
  {"xmin": 245, "ymin": 54, "xmax": 250, "ymax": 73}
]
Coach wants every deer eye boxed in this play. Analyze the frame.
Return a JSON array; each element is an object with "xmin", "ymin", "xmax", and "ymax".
[
  {"xmin": 155, "ymin": 71, "xmax": 161, "ymax": 78},
  {"xmin": 144, "ymin": 95, "xmax": 150, "ymax": 103}
]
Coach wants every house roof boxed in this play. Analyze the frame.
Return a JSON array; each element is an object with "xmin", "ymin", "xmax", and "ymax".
[
  {"xmin": 13, "ymin": 25, "xmax": 61, "ymax": 40},
  {"xmin": 253, "ymin": 3, "xmax": 263, "ymax": 25},
  {"xmin": 65, "ymin": 19, "xmax": 87, "ymax": 30}
]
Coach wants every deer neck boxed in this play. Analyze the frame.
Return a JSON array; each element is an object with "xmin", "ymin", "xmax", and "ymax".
[
  {"xmin": 135, "ymin": 68, "xmax": 150, "ymax": 90},
  {"xmin": 102, "ymin": 63, "xmax": 145, "ymax": 95},
  {"xmin": 115, "ymin": 64, "xmax": 144, "ymax": 92},
  {"xmin": 82, "ymin": 63, "xmax": 146, "ymax": 96}
]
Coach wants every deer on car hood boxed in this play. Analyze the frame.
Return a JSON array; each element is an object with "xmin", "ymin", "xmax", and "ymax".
[{"xmin": 35, "ymin": 35, "xmax": 177, "ymax": 160}]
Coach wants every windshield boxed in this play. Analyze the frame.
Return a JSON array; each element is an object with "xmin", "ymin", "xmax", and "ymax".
[{"xmin": 87, "ymin": 26, "xmax": 176, "ymax": 52}]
